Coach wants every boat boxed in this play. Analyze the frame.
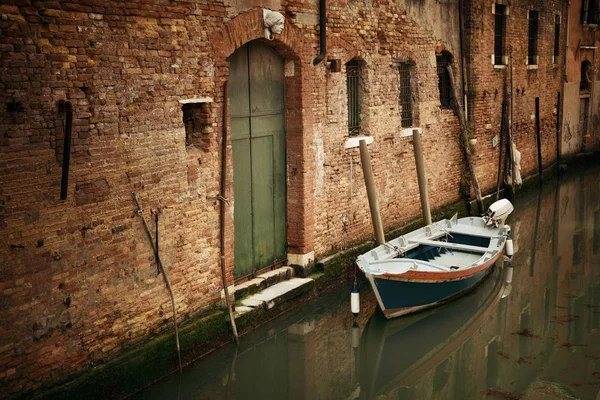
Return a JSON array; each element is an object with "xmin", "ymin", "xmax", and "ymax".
[
  {"xmin": 356, "ymin": 199, "xmax": 514, "ymax": 319},
  {"xmin": 358, "ymin": 263, "xmax": 510, "ymax": 398}
]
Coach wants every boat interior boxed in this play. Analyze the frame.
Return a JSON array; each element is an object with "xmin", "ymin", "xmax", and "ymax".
[{"xmin": 356, "ymin": 217, "xmax": 508, "ymax": 274}]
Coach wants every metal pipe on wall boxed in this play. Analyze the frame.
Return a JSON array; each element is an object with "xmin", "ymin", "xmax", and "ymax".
[
  {"xmin": 220, "ymin": 82, "xmax": 240, "ymax": 345},
  {"xmin": 564, "ymin": 2, "xmax": 571, "ymax": 82},
  {"xmin": 458, "ymin": 0, "xmax": 469, "ymax": 121},
  {"xmin": 59, "ymin": 100, "xmax": 73, "ymax": 200},
  {"xmin": 312, "ymin": 0, "xmax": 327, "ymax": 66}
]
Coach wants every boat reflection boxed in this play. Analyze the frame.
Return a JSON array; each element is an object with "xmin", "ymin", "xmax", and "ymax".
[{"xmin": 359, "ymin": 261, "xmax": 511, "ymax": 399}]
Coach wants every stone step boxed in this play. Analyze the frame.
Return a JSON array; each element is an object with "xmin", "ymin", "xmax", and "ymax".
[
  {"xmin": 234, "ymin": 277, "xmax": 315, "ymax": 318},
  {"xmin": 233, "ymin": 266, "xmax": 294, "ymax": 300}
]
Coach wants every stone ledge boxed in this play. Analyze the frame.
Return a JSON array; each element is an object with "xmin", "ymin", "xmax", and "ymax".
[
  {"xmin": 233, "ymin": 266, "xmax": 294, "ymax": 300},
  {"xmin": 238, "ymin": 277, "xmax": 315, "ymax": 314}
]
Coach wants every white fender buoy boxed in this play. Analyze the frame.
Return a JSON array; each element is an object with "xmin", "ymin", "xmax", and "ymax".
[
  {"xmin": 505, "ymin": 264, "xmax": 513, "ymax": 284},
  {"xmin": 351, "ymin": 287, "xmax": 360, "ymax": 317},
  {"xmin": 351, "ymin": 321, "xmax": 360, "ymax": 349},
  {"xmin": 505, "ymin": 236, "xmax": 514, "ymax": 257}
]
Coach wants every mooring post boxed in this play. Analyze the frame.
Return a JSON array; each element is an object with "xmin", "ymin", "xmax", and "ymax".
[
  {"xmin": 359, "ymin": 139, "xmax": 385, "ymax": 245},
  {"xmin": 535, "ymin": 97, "xmax": 542, "ymax": 187},
  {"xmin": 412, "ymin": 129, "xmax": 432, "ymax": 225}
]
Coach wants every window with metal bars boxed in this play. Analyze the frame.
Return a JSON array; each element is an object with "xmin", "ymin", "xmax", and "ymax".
[
  {"xmin": 398, "ymin": 62, "xmax": 413, "ymax": 128},
  {"xmin": 346, "ymin": 60, "xmax": 362, "ymax": 136},
  {"xmin": 494, "ymin": 4, "xmax": 507, "ymax": 65},
  {"xmin": 528, "ymin": 11, "xmax": 539, "ymax": 65},
  {"xmin": 436, "ymin": 53, "xmax": 453, "ymax": 109},
  {"xmin": 554, "ymin": 15, "xmax": 560, "ymax": 63}
]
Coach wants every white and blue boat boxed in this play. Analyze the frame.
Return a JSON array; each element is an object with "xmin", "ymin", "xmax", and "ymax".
[{"xmin": 356, "ymin": 199, "xmax": 513, "ymax": 319}]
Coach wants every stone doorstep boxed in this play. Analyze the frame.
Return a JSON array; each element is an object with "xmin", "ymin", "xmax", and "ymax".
[
  {"xmin": 235, "ymin": 277, "xmax": 315, "ymax": 318},
  {"xmin": 233, "ymin": 266, "xmax": 294, "ymax": 300}
]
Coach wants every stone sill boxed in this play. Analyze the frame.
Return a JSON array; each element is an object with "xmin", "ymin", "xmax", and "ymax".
[
  {"xmin": 526, "ymin": 65, "xmax": 538, "ymax": 70},
  {"xmin": 344, "ymin": 135, "xmax": 373, "ymax": 149},
  {"xmin": 494, "ymin": 65, "xmax": 507, "ymax": 70},
  {"xmin": 179, "ymin": 97, "xmax": 213, "ymax": 104},
  {"xmin": 399, "ymin": 127, "xmax": 421, "ymax": 138}
]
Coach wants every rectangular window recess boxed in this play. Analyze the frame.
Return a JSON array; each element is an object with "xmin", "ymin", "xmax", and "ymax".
[
  {"xmin": 344, "ymin": 135, "xmax": 373, "ymax": 149},
  {"xmin": 400, "ymin": 127, "xmax": 421, "ymax": 138},
  {"xmin": 179, "ymin": 97, "xmax": 213, "ymax": 104}
]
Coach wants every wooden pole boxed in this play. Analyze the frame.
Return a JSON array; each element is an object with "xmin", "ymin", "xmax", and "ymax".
[
  {"xmin": 220, "ymin": 82, "xmax": 239, "ymax": 345},
  {"xmin": 508, "ymin": 46, "xmax": 516, "ymax": 192},
  {"xmin": 133, "ymin": 194, "xmax": 182, "ymax": 372},
  {"xmin": 556, "ymin": 91, "xmax": 561, "ymax": 176},
  {"xmin": 359, "ymin": 139, "xmax": 385, "ymax": 245},
  {"xmin": 535, "ymin": 97, "xmax": 543, "ymax": 187},
  {"xmin": 446, "ymin": 65, "xmax": 484, "ymax": 214},
  {"xmin": 496, "ymin": 98, "xmax": 506, "ymax": 200},
  {"xmin": 412, "ymin": 129, "xmax": 432, "ymax": 225}
]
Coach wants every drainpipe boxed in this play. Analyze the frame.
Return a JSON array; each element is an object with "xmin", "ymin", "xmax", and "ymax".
[
  {"xmin": 220, "ymin": 82, "xmax": 240, "ymax": 345},
  {"xmin": 565, "ymin": 2, "xmax": 571, "ymax": 83},
  {"xmin": 59, "ymin": 100, "xmax": 73, "ymax": 200},
  {"xmin": 458, "ymin": 0, "xmax": 468, "ymax": 120},
  {"xmin": 588, "ymin": 26, "xmax": 596, "ymax": 146},
  {"xmin": 312, "ymin": 0, "xmax": 326, "ymax": 66}
]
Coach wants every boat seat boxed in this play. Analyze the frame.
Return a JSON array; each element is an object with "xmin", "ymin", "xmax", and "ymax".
[{"xmin": 412, "ymin": 239, "xmax": 489, "ymax": 254}]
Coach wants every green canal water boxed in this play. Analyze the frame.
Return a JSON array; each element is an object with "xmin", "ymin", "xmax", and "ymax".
[{"xmin": 134, "ymin": 167, "xmax": 600, "ymax": 400}]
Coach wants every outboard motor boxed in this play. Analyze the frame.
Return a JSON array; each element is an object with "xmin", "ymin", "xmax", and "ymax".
[{"xmin": 483, "ymin": 198, "xmax": 514, "ymax": 227}]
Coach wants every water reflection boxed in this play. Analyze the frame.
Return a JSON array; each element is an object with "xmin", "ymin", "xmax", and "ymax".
[{"xmin": 135, "ymin": 167, "xmax": 600, "ymax": 400}]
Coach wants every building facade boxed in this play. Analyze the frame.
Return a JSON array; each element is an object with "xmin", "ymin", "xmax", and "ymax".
[
  {"xmin": 563, "ymin": 0, "xmax": 600, "ymax": 157},
  {"xmin": 0, "ymin": 0, "xmax": 582, "ymax": 396}
]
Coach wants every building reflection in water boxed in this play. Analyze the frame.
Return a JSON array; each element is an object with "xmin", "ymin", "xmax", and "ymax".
[{"xmin": 134, "ymin": 167, "xmax": 600, "ymax": 400}]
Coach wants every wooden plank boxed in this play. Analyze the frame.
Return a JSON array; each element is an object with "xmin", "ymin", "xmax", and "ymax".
[{"xmin": 411, "ymin": 239, "xmax": 489, "ymax": 254}]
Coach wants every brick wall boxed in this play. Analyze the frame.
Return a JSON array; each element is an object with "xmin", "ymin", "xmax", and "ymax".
[
  {"xmin": 0, "ymin": 0, "xmax": 564, "ymax": 395},
  {"xmin": 464, "ymin": 0, "xmax": 566, "ymax": 192}
]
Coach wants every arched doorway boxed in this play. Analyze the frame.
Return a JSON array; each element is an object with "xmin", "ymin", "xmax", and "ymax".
[{"xmin": 228, "ymin": 40, "xmax": 287, "ymax": 279}]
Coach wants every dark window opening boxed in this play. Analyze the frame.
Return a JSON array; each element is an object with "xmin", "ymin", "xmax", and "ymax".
[
  {"xmin": 582, "ymin": 0, "xmax": 599, "ymax": 25},
  {"xmin": 182, "ymin": 103, "xmax": 210, "ymax": 147},
  {"xmin": 398, "ymin": 62, "xmax": 413, "ymax": 128},
  {"xmin": 528, "ymin": 11, "xmax": 539, "ymax": 65},
  {"xmin": 436, "ymin": 53, "xmax": 454, "ymax": 109},
  {"xmin": 554, "ymin": 15, "xmax": 561, "ymax": 63},
  {"xmin": 346, "ymin": 60, "xmax": 362, "ymax": 136},
  {"xmin": 494, "ymin": 4, "xmax": 507, "ymax": 65},
  {"xmin": 581, "ymin": 61, "xmax": 593, "ymax": 92}
]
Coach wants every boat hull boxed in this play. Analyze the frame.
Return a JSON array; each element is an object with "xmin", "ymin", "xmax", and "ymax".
[{"xmin": 369, "ymin": 251, "xmax": 500, "ymax": 319}]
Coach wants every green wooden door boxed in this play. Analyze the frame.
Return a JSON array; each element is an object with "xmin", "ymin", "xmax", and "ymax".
[{"xmin": 229, "ymin": 41, "xmax": 286, "ymax": 279}]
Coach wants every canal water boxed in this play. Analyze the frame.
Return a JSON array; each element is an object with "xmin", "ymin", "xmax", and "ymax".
[{"xmin": 135, "ymin": 166, "xmax": 600, "ymax": 400}]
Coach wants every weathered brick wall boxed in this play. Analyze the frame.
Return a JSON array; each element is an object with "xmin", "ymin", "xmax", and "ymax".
[
  {"xmin": 312, "ymin": 0, "xmax": 465, "ymax": 256},
  {"xmin": 0, "ymin": 0, "xmax": 564, "ymax": 395},
  {"xmin": 563, "ymin": 0, "xmax": 600, "ymax": 155},
  {"xmin": 464, "ymin": 0, "xmax": 565, "ymax": 192},
  {"xmin": 0, "ymin": 1, "xmax": 229, "ymax": 395}
]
